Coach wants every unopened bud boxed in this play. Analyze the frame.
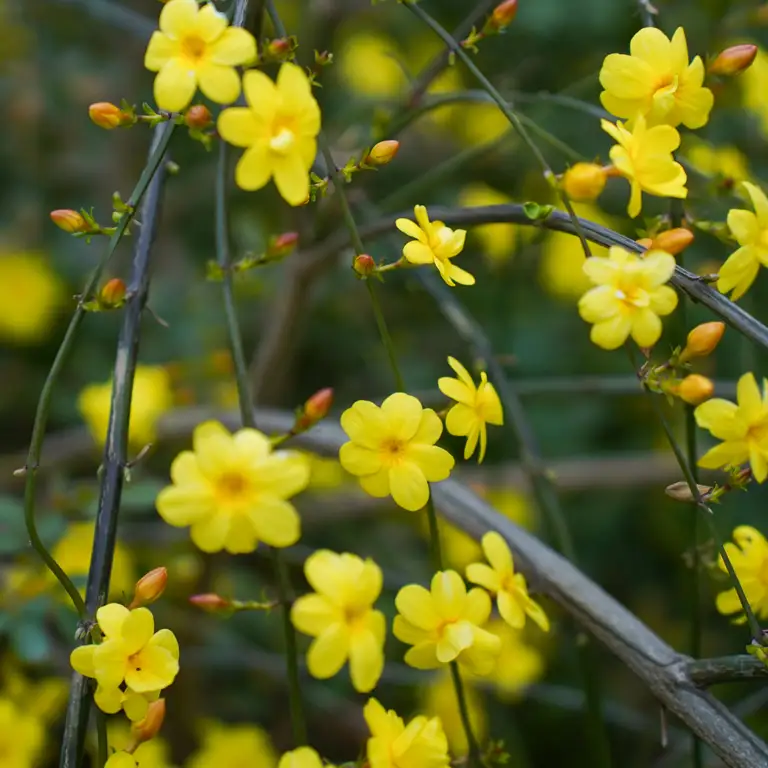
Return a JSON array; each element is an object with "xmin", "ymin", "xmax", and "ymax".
[
  {"xmin": 676, "ymin": 374, "xmax": 715, "ymax": 405},
  {"xmin": 489, "ymin": 0, "xmax": 518, "ymax": 31},
  {"xmin": 366, "ymin": 140, "xmax": 400, "ymax": 167},
  {"xmin": 651, "ymin": 228, "xmax": 694, "ymax": 255},
  {"xmin": 709, "ymin": 44, "xmax": 758, "ymax": 77},
  {"xmin": 268, "ymin": 231, "xmax": 299, "ymax": 258},
  {"xmin": 100, "ymin": 278, "xmax": 127, "ymax": 308},
  {"xmin": 636, "ymin": 237, "xmax": 653, "ymax": 249},
  {"xmin": 353, "ymin": 254, "xmax": 376, "ymax": 276},
  {"xmin": 680, "ymin": 322, "xmax": 725, "ymax": 362},
  {"xmin": 267, "ymin": 38, "xmax": 292, "ymax": 57},
  {"xmin": 189, "ymin": 593, "xmax": 231, "ymax": 612},
  {"xmin": 129, "ymin": 567, "xmax": 168, "ymax": 609},
  {"xmin": 314, "ymin": 50, "xmax": 333, "ymax": 67},
  {"xmin": 561, "ymin": 162, "xmax": 607, "ymax": 202},
  {"xmin": 665, "ymin": 481, "xmax": 712, "ymax": 503},
  {"xmin": 185, "ymin": 104, "xmax": 212, "ymax": 129},
  {"xmin": 297, "ymin": 388, "xmax": 333, "ymax": 430},
  {"xmin": 50, "ymin": 209, "xmax": 87, "ymax": 234},
  {"xmin": 89, "ymin": 102, "xmax": 130, "ymax": 130},
  {"xmin": 131, "ymin": 699, "xmax": 166, "ymax": 744}
]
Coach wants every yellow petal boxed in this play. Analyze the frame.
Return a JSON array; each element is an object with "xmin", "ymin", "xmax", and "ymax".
[
  {"xmin": 255, "ymin": 451, "xmax": 310, "ymax": 497},
  {"xmin": 277, "ymin": 61, "xmax": 315, "ymax": 112},
  {"xmin": 407, "ymin": 445, "xmax": 454, "ymax": 483},
  {"xmin": 359, "ymin": 468, "xmax": 391, "ymax": 498},
  {"xmin": 170, "ymin": 450, "xmax": 205, "ymax": 485},
  {"xmin": 389, "ymin": 461, "xmax": 429, "ymax": 511},
  {"xmin": 193, "ymin": 2, "xmax": 228, "ymax": 42},
  {"xmin": 436, "ymin": 621, "xmax": 474, "ymax": 663},
  {"xmin": 278, "ymin": 748, "xmax": 323, "ymax": 768},
  {"xmin": 242, "ymin": 69, "xmax": 278, "ymax": 121},
  {"xmin": 341, "ymin": 401, "xmax": 387, "ymax": 447},
  {"xmin": 395, "ymin": 584, "xmax": 440, "ymax": 630},
  {"xmin": 122, "ymin": 690, "xmax": 150, "ymax": 722},
  {"xmin": 438, "ymin": 378, "xmax": 473, "ymax": 406},
  {"xmin": 198, "ymin": 62, "xmax": 241, "ymax": 105},
  {"xmin": 697, "ymin": 440, "xmax": 749, "ymax": 469},
  {"xmin": 144, "ymin": 32, "xmax": 178, "ymax": 72},
  {"xmin": 96, "ymin": 603, "xmax": 130, "ymax": 639},
  {"xmin": 431, "ymin": 570, "xmax": 467, "ymax": 617},
  {"xmin": 742, "ymin": 181, "xmax": 768, "ymax": 228},
  {"xmin": 125, "ymin": 645, "xmax": 178, "ymax": 692},
  {"xmin": 392, "ymin": 615, "xmax": 430, "ymax": 645},
  {"xmin": 403, "ymin": 241, "xmax": 435, "ymax": 265},
  {"xmin": 223, "ymin": 514, "xmax": 259, "ymax": 554},
  {"xmin": 234, "ymin": 143, "xmax": 273, "ymax": 192},
  {"xmin": 445, "ymin": 402, "xmax": 476, "ymax": 438},
  {"xmin": 446, "ymin": 263, "xmax": 475, "ymax": 286},
  {"xmin": 630, "ymin": 26, "xmax": 673, "ymax": 69},
  {"xmin": 648, "ymin": 285, "xmax": 678, "ymax": 315},
  {"xmin": 590, "ymin": 315, "xmax": 632, "ymax": 350},
  {"xmin": 121, "ymin": 608, "xmax": 154, "ymax": 655},
  {"xmin": 498, "ymin": 590, "xmax": 526, "ymax": 629},
  {"xmin": 466, "ymin": 563, "xmax": 501, "ymax": 593},
  {"xmin": 599, "ymin": 53, "xmax": 654, "ymax": 101},
  {"xmin": 694, "ymin": 398, "xmax": 743, "ymax": 440},
  {"xmin": 380, "ymin": 392, "xmax": 424, "ymax": 442},
  {"xmin": 396, "ymin": 218, "xmax": 424, "ymax": 241},
  {"xmin": 307, "ymin": 623, "xmax": 348, "ymax": 679},
  {"xmin": 247, "ymin": 497, "xmax": 300, "ymax": 547},
  {"xmin": 464, "ymin": 587, "xmax": 492, "ymax": 625},
  {"xmin": 93, "ymin": 685, "xmax": 124, "ymax": 715},
  {"xmin": 737, "ymin": 372, "xmax": 763, "ymax": 420},
  {"xmin": 70, "ymin": 646, "xmax": 96, "ymax": 678},
  {"xmin": 578, "ymin": 285, "xmax": 618, "ymax": 324},
  {"xmin": 153, "ymin": 59, "xmax": 197, "ymax": 112},
  {"xmin": 403, "ymin": 642, "xmax": 441, "ymax": 669},
  {"xmin": 159, "ymin": 0, "xmax": 198, "ymax": 37},
  {"xmin": 156, "ymin": 484, "xmax": 215, "ymax": 527},
  {"xmin": 208, "ymin": 26, "xmax": 256, "ymax": 64},
  {"xmin": 339, "ymin": 443, "xmax": 381, "ymax": 476},
  {"xmin": 349, "ymin": 628, "xmax": 384, "ymax": 692},
  {"xmin": 272, "ymin": 150, "xmax": 310, "ymax": 206},
  {"xmin": 727, "ymin": 209, "xmax": 759, "ymax": 246},
  {"xmin": 411, "ymin": 408, "xmax": 444, "ymax": 445},
  {"xmin": 630, "ymin": 307, "xmax": 662, "ymax": 348},
  {"xmin": 190, "ymin": 514, "xmax": 230, "ymax": 553}
]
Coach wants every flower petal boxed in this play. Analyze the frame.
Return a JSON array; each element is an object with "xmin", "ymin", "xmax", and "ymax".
[
  {"xmin": 307, "ymin": 622, "xmax": 349, "ymax": 679},
  {"xmin": 70, "ymin": 646, "xmax": 96, "ymax": 678},
  {"xmin": 396, "ymin": 218, "xmax": 425, "ymax": 241},
  {"xmin": 380, "ymin": 392, "xmax": 424, "ymax": 442},
  {"xmin": 407, "ymin": 445, "xmax": 454, "ymax": 483},
  {"xmin": 189, "ymin": 514, "xmax": 230, "ymax": 553},
  {"xmin": 153, "ymin": 59, "xmax": 197, "ymax": 113},
  {"xmin": 403, "ymin": 241, "xmax": 435, "ymax": 265},
  {"xmin": 339, "ymin": 443, "xmax": 381, "ymax": 476},
  {"xmin": 159, "ymin": 0, "xmax": 198, "ymax": 37},
  {"xmin": 121, "ymin": 607, "xmax": 155, "ymax": 656},
  {"xmin": 193, "ymin": 2, "xmax": 228, "ymax": 41},
  {"xmin": 349, "ymin": 626, "xmax": 384, "ymax": 692},
  {"xmin": 482, "ymin": 531, "xmax": 513, "ymax": 574},
  {"xmin": 234, "ymin": 143, "xmax": 273, "ymax": 192},
  {"xmin": 96, "ymin": 604, "xmax": 130, "ymax": 639},
  {"xmin": 156, "ymin": 484, "xmax": 215, "ymax": 527},
  {"xmin": 291, "ymin": 594, "xmax": 339, "ymax": 637},
  {"xmin": 431, "ymin": 570, "xmax": 467, "ymax": 617},
  {"xmin": 198, "ymin": 62, "xmax": 241, "ymax": 105},
  {"xmin": 395, "ymin": 584, "xmax": 440, "ymax": 630},
  {"xmin": 272, "ymin": 151, "xmax": 310, "ymax": 207},
  {"xmin": 209, "ymin": 26, "xmax": 256, "ymax": 65},
  {"xmin": 242, "ymin": 69, "xmax": 278, "ymax": 121},
  {"xmin": 247, "ymin": 497, "xmax": 300, "ymax": 547},
  {"xmin": 144, "ymin": 32, "xmax": 178, "ymax": 72},
  {"xmin": 358, "ymin": 468, "xmax": 391, "ymax": 498},
  {"xmin": 389, "ymin": 462, "xmax": 430, "ymax": 511},
  {"xmin": 465, "ymin": 563, "xmax": 501, "ymax": 593}
]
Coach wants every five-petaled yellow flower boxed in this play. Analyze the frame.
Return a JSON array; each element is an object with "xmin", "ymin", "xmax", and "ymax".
[
  {"xmin": 714, "ymin": 526, "xmax": 768, "ymax": 622},
  {"xmin": 466, "ymin": 532, "xmax": 549, "ymax": 632},
  {"xmin": 291, "ymin": 550, "xmax": 385, "ymax": 693},
  {"xmin": 578, "ymin": 246, "xmax": 678, "ymax": 350},
  {"xmin": 396, "ymin": 205, "xmax": 473, "ymax": 286},
  {"xmin": 156, "ymin": 421, "xmax": 310, "ymax": 554},
  {"xmin": 218, "ymin": 63, "xmax": 321, "ymax": 206},
  {"xmin": 695, "ymin": 372, "xmax": 768, "ymax": 482},
  {"xmin": 602, "ymin": 115, "xmax": 687, "ymax": 218},
  {"xmin": 438, "ymin": 357, "xmax": 503, "ymax": 463},
  {"xmin": 600, "ymin": 27, "xmax": 713, "ymax": 129},
  {"xmin": 339, "ymin": 393, "xmax": 455, "ymax": 512},
  {"xmin": 70, "ymin": 605, "xmax": 179, "ymax": 720},
  {"xmin": 278, "ymin": 747, "xmax": 332, "ymax": 768},
  {"xmin": 144, "ymin": 0, "xmax": 257, "ymax": 112},
  {"xmin": 393, "ymin": 570, "xmax": 501, "ymax": 675},
  {"xmin": 364, "ymin": 697, "xmax": 450, "ymax": 768},
  {"xmin": 718, "ymin": 182, "xmax": 768, "ymax": 301}
]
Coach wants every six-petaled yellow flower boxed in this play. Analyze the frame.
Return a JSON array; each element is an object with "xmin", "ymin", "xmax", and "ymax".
[
  {"xmin": 156, "ymin": 421, "xmax": 310, "ymax": 553},
  {"xmin": 717, "ymin": 182, "xmax": 768, "ymax": 300},
  {"xmin": 291, "ymin": 550, "xmax": 385, "ymax": 693},
  {"xmin": 364, "ymin": 697, "xmax": 450, "ymax": 768},
  {"xmin": 578, "ymin": 245, "xmax": 678, "ymax": 350},
  {"xmin": 602, "ymin": 115, "xmax": 687, "ymax": 217},
  {"xmin": 695, "ymin": 372, "xmax": 768, "ymax": 482},
  {"xmin": 438, "ymin": 357, "xmax": 503, "ymax": 463},
  {"xmin": 393, "ymin": 570, "xmax": 501, "ymax": 675},
  {"xmin": 396, "ymin": 205, "xmax": 473, "ymax": 286},
  {"xmin": 339, "ymin": 393, "xmax": 455, "ymax": 512},
  {"xmin": 278, "ymin": 747, "xmax": 331, "ymax": 768},
  {"xmin": 466, "ymin": 532, "xmax": 549, "ymax": 632},
  {"xmin": 714, "ymin": 526, "xmax": 768, "ymax": 622},
  {"xmin": 600, "ymin": 27, "xmax": 713, "ymax": 129},
  {"xmin": 144, "ymin": 0, "xmax": 256, "ymax": 112},
  {"xmin": 218, "ymin": 63, "xmax": 321, "ymax": 205}
]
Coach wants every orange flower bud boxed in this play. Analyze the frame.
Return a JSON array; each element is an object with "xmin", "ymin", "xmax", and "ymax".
[
  {"xmin": 189, "ymin": 593, "xmax": 231, "ymax": 612},
  {"xmin": 268, "ymin": 231, "xmax": 299, "ymax": 258},
  {"xmin": 708, "ymin": 44, "xmax": 758, "ymax": 77},
  {"xmin": 100, "ymin": 278, "xmax": 127, "ymax": 308},
  {"xmin": 353, "ymin": 254, "xmax": 376, "ymax": 276},
  {"xmin": 131, "ymin": 699, "xmax": 166, "ymax": 744},
  {"xmin": 50, "ymin": 209, "xmax": 88, "ymax": 234},
  {"xmin": 295, "ymin": 388, "xmax": 334, "ymax": 432},
  {"xmin": 185, "ymin": 104, "xmax": 212, "ymax": 129},
  {"xmin": 636, "ymin": 237, "xmax": 653, "ymax": 249},
  {"xmin": 680, "ymin": 321, "xmax": 725, "ymax": 362},
  {"xmin": 267, "ymin": 38, "xmax": 292, "ymax": 57},
  {"xmin": 676, "ymin": 374, "xmax": 714, "ymax": 405},
  {"xmin": 129, "ymin": 567, "xmax": 168, "ymax": 609},
  {"xmin": 489, "ymin": 0, "xmax": 518, "ymax": 31},
  {"xmin": 561, "ymin": 163, "xmax": 607, "ymax": 202},
  {"xmin": 366, "ymin": 140, "xmax": 400, "ymax": 167},
  {"xmin": 651, "ymin": 228, "xmax": 694, "ymax": 255},
  {"xmin": 89, "ymin": 102, "xmax": 129, "ymax": 130}
]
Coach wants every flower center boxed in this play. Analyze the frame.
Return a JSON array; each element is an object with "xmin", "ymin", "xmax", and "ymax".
[
  {"xmin": 380, "ymin": 437, "xmax": 406, "ymax": 466},
  {"xmin": 216, "ymin": 472, "xmax": 249, "ymax": 502},
  {"xmin": 269, "ymin": 127, "xmax": 296, "ymax": 155},
  {"xmin": 181, "ymin": 35, "xmax": 207, "ymax": 63},
  {"xmin": 615, "ymin": 284, "xmax": 649, "ymax": 310}
]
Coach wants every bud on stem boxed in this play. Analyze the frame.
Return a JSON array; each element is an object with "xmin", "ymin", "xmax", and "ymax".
[
  {"xmin": 680, "ymin": 322, "xmax": 725, "ymax": 362},
  {"xmin": 129, "ymin": 567, "xmax": 168, "ymax": 609},
  {"xmin": 708, "ymin": 44, "xmax": 758, "ymax": 77}
]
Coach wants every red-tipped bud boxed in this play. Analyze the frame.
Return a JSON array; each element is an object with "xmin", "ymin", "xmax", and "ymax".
[
  {"xmin": 353, "ymin": 254, "xmax": 376, "ymax": 277},
  {"xmin": 651, "ymin": 228, "xmax": 695, "ymax": 255},
  {"xmin": 100, "ymin": 278, "xmax": 127, "ymax": 308},
  {"xmin": 50, "ymin": 209, "xmax": 88, "ymax": 234},
  {"xmin": 295, "ymin": 388, "xmax": 334, "ymax": 431},
  {"xmin": 89, "ymin": 102, "xmax": 130, "ymax": 130},
  {"xmin": 366, "ymin": 140, "xmax": 400, "ymax": 167},
  {"xmin": 129, "ymin": 567, "xmax": 168, "ymax": 609},
  {"xmin": 131, "ymin": 699, "xmax": 166, "ymax": 744},
  {"xmin": 562, "ymin": 162, "xmax": 607, "ymax": 202},
  {"xmin": 489, "ymin": 0, "xmax": 518, "ymax": 31},
  {"xmin": 676, "ymin": 374, "xmax": 715, "ymax": 405},
  {"xmin": 267, "ymin": 38, "xmax": 292, "ymax": 57},
  {"xmin": 189, "ymin": 593, "xmax": 232, "ymax": 612},
  {"xmin": 680, "ymin": 322, "xmax": 725, "ymax": 362},
  {"xmin": 708, "ymin": 44, "xmax": 758, "ymax": 77},
  {"xmin": 185, "ymin": 104, "xmax": 212, "ymax": 129},
  {"xmin": 268, "ymin": 231, "xmax": 299, "ymax": 258}
]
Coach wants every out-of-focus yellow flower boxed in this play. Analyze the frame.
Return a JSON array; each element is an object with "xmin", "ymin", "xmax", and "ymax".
[
  {"xmin": 278, "ymin": 747, "xmax": 329, "ymax": 768},
  {"xmin": 109, "ymin": 720, "xmax": 174, "ymax": 768},
  {"xmin": 396, "ymin": 205, "xmax": 472, "ymax": 286},
  {"xmin": 156, "ymin": 421, "xmax": 309, "ymax": 553},
  {"xmin": 78, "ymin": 365, "xmax": 173, "ymax": 449},
  {"xmin": 106, "ymin": 753, "xmax": 140, "ymax": 768},
  {"xmin": 2, "ymin": 663, "xmax": 67, "ymax": 724},
  {"xmin": 291, "ymin": 550, "xmax": 385, "ymax": 692},
  {"xmin": 718, "ymin": 182, "xmax": 768, "ymax": 300},
  {"xmin": 714, "ymin": 526, "xmax": 768, "ymax": 622},
  {"xmin": 742, "ymin": 46, "xmax": 768, "ymax": 136},
  {"xmin": 218, "ymin": 63, "xmax": 321, "ymax": 205},
  {"xmin": 455, "ymin": 102, "xmax": 509, "ymax": 146},
  {"xmin": 602, "ymin": 115, "xmax": 687, "ymax": 217},
  {"xmin": 485, "ymin": 618, "xmax": 545, "ymax": 699},
  {"xmin": 394, "ymin": 570, "xmax": 501, "ymax": 675},
  {"xmin": 0, "ymin": 251, "xmax": 63, "ymax": 344},
  {"xmin": 599, "ymin": 27, "xmax": 713, "ymax": 129},
  {"xmin": 300, "ymin": 452, "xmax": 349, "ymax": 491},
  {"xmin": 339, "ymin": 394, "xmax": 454, "ymax": 511},
  {"xmin": 186, "ymin": 722, "xmax": 277, "ymax": 768},
  {"xmin": 364, "ymin": 697, "xmax": 450, "ymax": 768},
  {"xmin": 562, "ymin": 163, "xmax": 607, "ymax": 202},
  {"xmin": 438, "ymin": 357, "xmax": 503, "ymax": 462},
  {"xmin": 684, "ymin": 140, "xmax": 750, "ymax": 184},
  {"xmin": 144, "ymin": 0, "xmax": 256, "ymax": 111},
  {"xmin": 338, "ymin": 32, "xmax": 405, "ymax": 97},
  {"xmin": 578, "ymin": 246, "xmax": 678, "ymax": 350},
  {"xmin": 696, "ymin": 372, "xmax": 768, "ymax": 482},
  {"xmin": 423, "ymin": 671, "xmax": 486, "ymax": 757},
  {"xmin": 466, "ymin": 532, "xmax": 549, "ymax": 632},
  {"xmin": 0, "ymin": 698, "xmax": 44, "ymax": 768}
]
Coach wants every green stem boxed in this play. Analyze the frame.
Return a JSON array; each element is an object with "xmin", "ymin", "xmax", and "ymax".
[
  {"xmin": 366, "ymin": 281, "xmax": 405, "ymax": 391},
  {"xmin": 425, "ymin": 497, "xmax": 444, "ymax": 571},
  {"xmin": 450, "ymin": 661, "xmax": 485, "ymax": 768},
  {"xmin": 95, "ymin": 709, "xmax": 108, "ymax": 767}
]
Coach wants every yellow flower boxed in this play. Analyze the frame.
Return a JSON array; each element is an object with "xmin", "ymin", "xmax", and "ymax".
[
  {"xmin": 562, "ymin": 163, "xmax": 607, "ymax": 202},
  {"xmin": 144, "ymin": 0, "xmax": 256, "ymax": 112},
  {"xmin": 291, "ymin": 550, "xmax": 385, "ymax": 692},
  {"xmin": 218, "ymin": 63, "xmax": 321, "ymax": 206},
  {"xmin": 278, "ymin": 747, "xmax": 330, "ymax": 768},
  {"xmin": 338, "ymin": 32, "xmax": 405, "ymax": 97},
  {"xmin": 0, "ymin": 697, "xmax": 44, "ymax": 767},
  {"xmin": 187, "ymin": 722, "xmax": 277, "ymax": 768},
  {"xmin": 684, "ymin": 140, "xmax": 749, "ymax": 184},
  {"xmin": 578, "ymin": 245, "xmax": 678, "ymax": 350},
  {"xmin": 70, "ymin": 604, "xmax": 179, "ymax": 717},
  {"xmin": 438, "ymin": 357, "xmax": 503, "ymax": 463},
  {"xmin": 339, "ymin": 393, "xmax": 455, "ymax": 512},
  {"xmin": 393, "ymin": 570, "xmax": 501, "ymax": 675},
  {"xmin": 0, "ymin": 251, "xmax": 63, "ymax": 344},
  {"xmin": 1, "ymin": 663, "xmax": 68, "ymax": 724},
  {"xmin": 301, "ymin": 452, "xmax": 350, "ymax": 491},
  {"xmin": 715, "ymin": 526, "xmax": 768, "ymax": 622},
  {"xmin": 156, "ymin": 421, "xmax": 309, "ymax": 553},
  {"xmin": 601, "ymin": 115, "xmax": 687, "ymax": 217},
  {"xmin": 364, "ymin": 697, "xmax": 450, "ymax": 768},
  {"xmin": 109, "ymin": 721, "xmax": 174, "ymax": 768},
  {"xmin": 106, "ymin": 754, "xmax": 141, "ymax": 768},
  {"xmin": 466, "ymin": 533, "xmax": 549, "ymax": 632},
  {"xmin": 79, "ymin": 365, "xmax": 173, "ymax": 449},
  {"xmin": 599, "ymin": 27, "xmax": 713, "ymax": 129},
  {"xmin": 423, "ymin": 672, "xmax": 486, "ymax": 757},
  {"xmin": 396, "ymin": 206, "xmax": 473, "ymax": 287},
  {"xmin": 717, "ymin": 182, "xmax": 768, "ymax": 300},
  {"xmin": 742, "ymin": 46, "xmax": 768, "ymax": 136},
  {"xmin": 485, "ymin": 619, "xmax": 545, "ymax": 699},
  {"xmin": 695, "ymin": 372, "xmax": 768, "ymax": 481}
]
